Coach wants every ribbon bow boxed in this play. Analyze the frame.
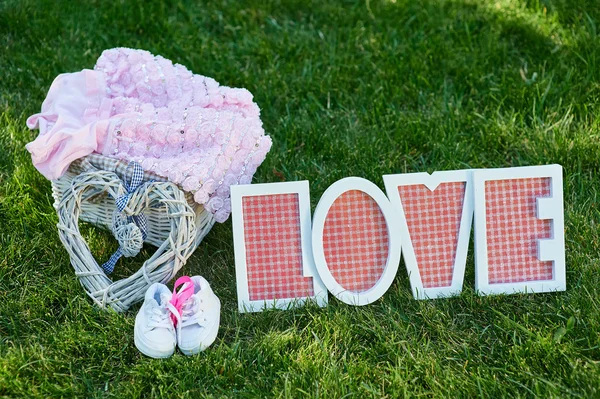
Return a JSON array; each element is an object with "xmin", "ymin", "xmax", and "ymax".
[{"xmin": 101, "ymin": 162, "xmax": 149, "ymax": 274}]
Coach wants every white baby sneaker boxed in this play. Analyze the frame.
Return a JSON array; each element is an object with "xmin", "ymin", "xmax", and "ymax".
[
  {"xmin": 134, "ymin": 283, "xmax": 178, "ymax": 358},
  {"xmin": 177, "ymin": 276, "xmax": 221, "ymax": 355}
]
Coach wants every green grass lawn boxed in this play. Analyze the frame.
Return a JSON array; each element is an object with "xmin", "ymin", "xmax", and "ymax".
[{"xmin": 1, "ymin": 0, "xmax": 600, "ymax": 397}]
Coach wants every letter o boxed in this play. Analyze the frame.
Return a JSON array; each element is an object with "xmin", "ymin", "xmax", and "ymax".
[{"xmin": 312, "ymin": 177, "xmax": 402, "ymax": 305}]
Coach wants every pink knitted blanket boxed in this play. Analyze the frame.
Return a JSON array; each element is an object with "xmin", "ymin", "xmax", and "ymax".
[{"xmin": 26, "ymin": 48, "xmax": 272, "ymax": 222}]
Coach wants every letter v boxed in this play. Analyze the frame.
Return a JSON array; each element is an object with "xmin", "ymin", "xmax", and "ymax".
[{"xmin": 383, "ymin": 170, "xmax": 473, "ymax": 299}]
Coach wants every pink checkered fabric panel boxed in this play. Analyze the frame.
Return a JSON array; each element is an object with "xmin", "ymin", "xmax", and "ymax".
[
  {"xmin": 485, "ymin": 177, "xmax": 553, "ymax": 284},
  {"xmin": 397, "ymin": 182, "xmax": 466, "ymax": 288},
  {"xmin": 323, "ymin": 190, "xmax": 389, "ymax": 293},
  {"xmin": 242, "ymin": 194, "xmax": 314, "ymax": 301}
]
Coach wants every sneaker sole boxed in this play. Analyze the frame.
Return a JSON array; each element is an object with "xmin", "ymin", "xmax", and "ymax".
[{"xmin": 178, "ymin": 314, "xmax": 221, "ymax": 356}]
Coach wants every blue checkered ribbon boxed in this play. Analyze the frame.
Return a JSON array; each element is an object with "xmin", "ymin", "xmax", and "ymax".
[{"xmin": 101, "ymin": 162, "xmax": 148, "ymax": 274}]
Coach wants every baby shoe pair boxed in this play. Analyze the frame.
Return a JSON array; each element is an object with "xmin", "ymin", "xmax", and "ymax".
[{"xmin": 134, "ymin": 276, "xmax": 220, "ymax": 358}]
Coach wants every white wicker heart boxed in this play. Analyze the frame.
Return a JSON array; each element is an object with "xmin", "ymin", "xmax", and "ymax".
[{"xmin": 52, "ymin": 154, "xmax": 215, "ymax": 312}]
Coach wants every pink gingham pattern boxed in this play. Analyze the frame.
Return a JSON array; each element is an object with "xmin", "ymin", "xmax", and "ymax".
[
  {"xmin": 242, "ymin": 194, "xmax": 314, "ymax": 301},
  {"xmin": 485, "ymin": 177, "xmax": 553, "ymax": 284},
  {"xmin": 323, "ymin": 190, "xmax": 389, "ymax": 293},
  {"xmin": 397, "ymin": 182, "xmax": 466, "ymax": 288}
]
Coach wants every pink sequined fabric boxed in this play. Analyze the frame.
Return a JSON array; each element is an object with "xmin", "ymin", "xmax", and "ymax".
[{"xmin": 26, "ymin": 48, "xmax": 272, "ymax": 222}]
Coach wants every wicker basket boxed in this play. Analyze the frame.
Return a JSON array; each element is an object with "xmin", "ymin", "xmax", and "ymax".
[{"xmin": 52, "ymin": 154, "xmax": 215, "ymax": 312}]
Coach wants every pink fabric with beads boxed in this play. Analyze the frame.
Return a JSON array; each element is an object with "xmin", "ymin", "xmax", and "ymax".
[{"xmin": 26, "ymin": 47, "xmax": 272, "ymax": 223}]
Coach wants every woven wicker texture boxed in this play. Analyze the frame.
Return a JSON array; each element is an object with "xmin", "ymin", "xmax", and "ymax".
[{"xmin": 52, "ymin": 154, "xmax": 215, "ymax": 312}]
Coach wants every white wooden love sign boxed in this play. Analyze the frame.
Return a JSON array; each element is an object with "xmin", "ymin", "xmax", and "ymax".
[{"xmin": 231, "ymin": 165, "xmax": 565, "ymax": 312}]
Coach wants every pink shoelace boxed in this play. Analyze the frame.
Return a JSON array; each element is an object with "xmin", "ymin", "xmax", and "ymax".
[{"xmin": 169, "ymin": 276, "xmax": 194, "ymax": 326}]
